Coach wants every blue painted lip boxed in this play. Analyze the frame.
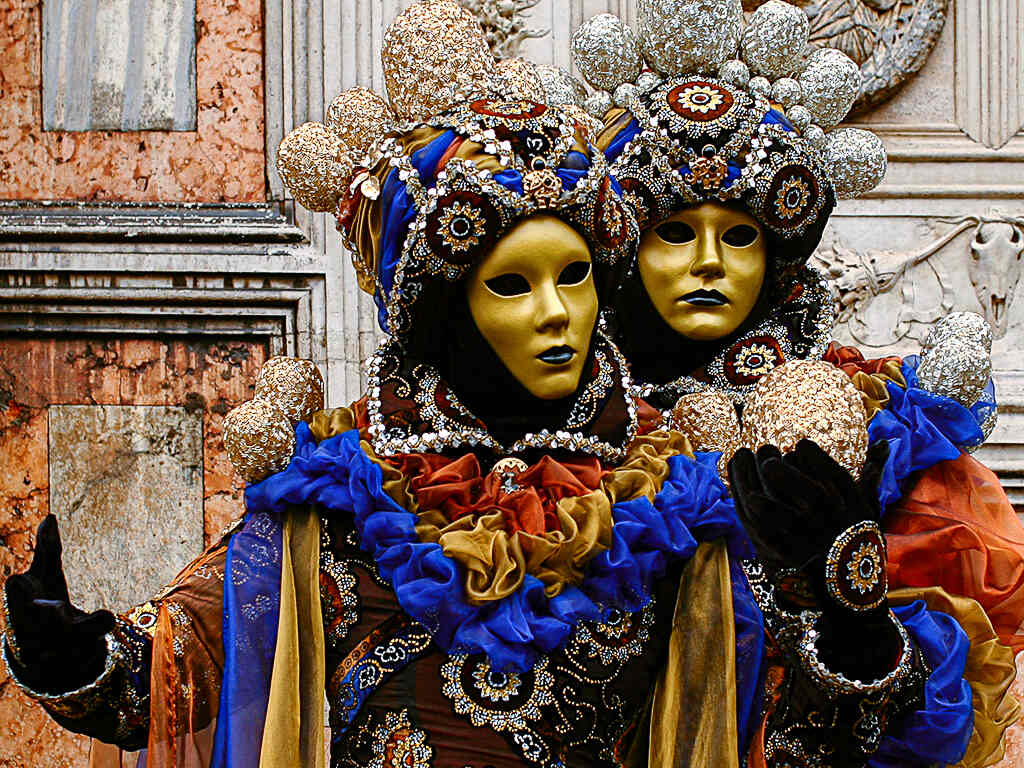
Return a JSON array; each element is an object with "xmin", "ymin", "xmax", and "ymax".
[
  {"xmin": 680, "ymin": 289, "xmax": 728, "ymax": 307},
  {"xmin": 537, "ymin": 346, "xmax": 575, "ymax": 365}
]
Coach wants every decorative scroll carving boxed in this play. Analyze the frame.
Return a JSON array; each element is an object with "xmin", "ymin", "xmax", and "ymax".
[
  {"xmin": 742, "ymin": 0, "xmax": 948, "ymax": 116},
  {"xmin": 813, "ymin": 212, "xmax": 1024, "ymax": 348},
  {"xmin": 459, "ymin": 0, "xmax": 549, "ymax": 58}
]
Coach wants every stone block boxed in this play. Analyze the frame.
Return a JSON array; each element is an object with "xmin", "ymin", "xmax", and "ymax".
[
  {"xmin": 48, "ymin": 405, "xmax": 204, "ymax": 613},
  {"xmin": 42, "ymin": 0, "xmax": 197, "ymax": 131}
]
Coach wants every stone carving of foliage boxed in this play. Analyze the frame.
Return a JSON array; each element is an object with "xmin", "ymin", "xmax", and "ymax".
[
  {"xmin": 459, "ymin": 0, "xmax": 549, "ymax": 59},
  {"xmin": 743, "ymin": 0, "xmax": 948, "ymax": 115}
]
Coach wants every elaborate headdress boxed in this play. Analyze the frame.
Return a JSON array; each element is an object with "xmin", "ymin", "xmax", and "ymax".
[
  {"xmin": 568, "ymin": 0, "xmax": 886, "ymax": 266},
  {"xmin": 275, "ymin": 0, "xmax": 635, "ymax": 339}
]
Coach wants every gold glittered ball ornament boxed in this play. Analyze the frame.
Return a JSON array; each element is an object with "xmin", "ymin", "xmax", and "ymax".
[
  {"xmin": 381, "ymin": 0, "xmax": 496, "ymax": 121},
  {"xmin": 325, "ymin": 87, "xmax": 394, "ymax": 159},
  {"xmin": 223, "ymin": 399, "xmax": 297, "ymax": 484},
  {"xmin": 276, "ymin": 122, "xmax": 354, "ymax": 213},
  {"xmin": 741, "ymin": 360, "xmax": 869, "ymax": 479},
  {"xmin": 253, "ymin": 356, "xmax": 325, "ymax": 426},
  {"xmin": 670, "ymin": 391, "xmax": 742, "ymax": 479},
  {"xmin": 492, "ymin": 57, "xmax": 546, "ymax": 103},
  {"xmin": 670, "ymin": 391, "xmax": 741, "ymax": 456}
]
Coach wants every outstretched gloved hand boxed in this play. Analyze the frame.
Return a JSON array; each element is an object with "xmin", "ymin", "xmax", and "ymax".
[{"xmin": 3, "ymin": 515, "xmax": 114, "ymax": 693}]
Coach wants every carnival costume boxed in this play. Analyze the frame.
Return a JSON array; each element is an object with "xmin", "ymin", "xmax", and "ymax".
[
  {"xmin": 555, "ymin": 1, "xmax": 1021, "ymax": 766},
  {"xmin": 3, "ymin": 3, "xmax": 1018, "ymax": 768},
  {"xmin": 5, "ymin": 3, "xmax": 749, "ymax": 767}
]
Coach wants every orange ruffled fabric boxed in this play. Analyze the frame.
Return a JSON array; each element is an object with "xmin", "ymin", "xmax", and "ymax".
[
  {"xmin": 405, "ymin": 431, "xmax": 692, "ymax": 604},
  {"xmin": 885, "ymin": 453, "xmax": 1024, "ymax": 654}
]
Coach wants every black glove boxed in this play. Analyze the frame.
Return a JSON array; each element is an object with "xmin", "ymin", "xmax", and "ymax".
[
  {"xmin": 728, "ymin": 439, "xmax": 901, "ymax": 680},
  {"xmin": 3, "ymin": 515, "xmax": 114, "ymax": 693}
]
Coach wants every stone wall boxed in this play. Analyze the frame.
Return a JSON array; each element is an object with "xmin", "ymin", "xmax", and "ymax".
[
  {"xmin": 0, "ymin": 0, "xmax": 265, "ymax": 201},
  {"xmin": 0, "ymin": 338, "xmax": 264, "ymax": 766}
]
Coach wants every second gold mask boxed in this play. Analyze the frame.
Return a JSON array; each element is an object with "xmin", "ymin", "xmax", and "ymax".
[{"xmin": 637, "ymin": 202, "xmax": 767, "ymax": 341}]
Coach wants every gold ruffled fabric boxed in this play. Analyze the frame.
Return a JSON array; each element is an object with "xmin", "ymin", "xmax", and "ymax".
[
  {"xmin": 310, "ymin": 410, "xmax": 694, "ymax": 606},
  {"xmin": 648, "ymin": 540, "xmax": 740, "ymax": 768},
  {"xmin": 260, "ymin": 506, "xmax": 326, "ymax": 768},
  {"xmin": 850, "ymin": 360, "xmax": 907, "ymax": 421},
  {"xmin": 309, "ymin": 406, "xmax": 359, "ymax": 441},
  {"xmin": 415, "ymin": 430, "xmax": 692, "ymax": 603},
  {"xmin": 889, "ymin": 587, "xmax": 1022, "ymax": 768}
]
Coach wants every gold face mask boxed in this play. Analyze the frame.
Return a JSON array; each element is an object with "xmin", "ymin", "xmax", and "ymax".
[
  {"xmin": 637, "ymin": 202, "xmax": 767, "ymax": 342},
  {"xmin": 467, "ymin": 215, "xmax": 598, "ymax": 401}
]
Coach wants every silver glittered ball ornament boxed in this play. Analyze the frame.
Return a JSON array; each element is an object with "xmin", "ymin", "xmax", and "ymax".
[
  {"xmin": 571, "ymin": 13, "xmax": 643, "ymax": 92},
  {"xmin": 977, "ymin": 408, "xmax": 998, "ymax": 447},
  {"xmin": 917, "ymin": 338, "xmax": 992, "ymax": 408},
  {"xmin": 805, "ymin": 124, "xmax": 827, "ymax": 147},
  {"xmin": 636, "ymin": 71, "xmax": 664, "ymax": 92},
  {"xmin": 748, "ymin": 76, "xmax": 772, "ymax": 100},
  {"xmin": 799, "ymin": 48, "xmax": 862, "ymax": 129},
  {"xmin": 614, "ymin": 82, "xmax": 640, "ymax": 108},
  {"xmin": 787, "ymin": 104, "xmax": 812, "ymax": 132},
  {"xmin": 923, "ymin": 311, "xmax": 994, "ymax": 355},
  {"xmin": 637, "ymin": 0, "xmax": 743, "ymax": 76},
  {"xmin": 718, "ymin": 59, "xmax": 750, "ymax": 88},
  {"xmin": 823, "ymin": 128, "xmax": 887, "ymax": 199},
  {"xmin": 741, "ymin": 0, "xmax": 810, "ymax": 80},
  {"xmin": 583, "ymin": 90, "xmax": 614, "ymax": 119},
  {"xmin": 771, "ymin": 77, "xmax": 802, "ymax": 108},
  {"xmin": 535, "ymin": 64, "xmax": 587, "ymax": 107}
]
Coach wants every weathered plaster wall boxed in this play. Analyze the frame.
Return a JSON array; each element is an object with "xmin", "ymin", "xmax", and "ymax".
[
  {"xmin": 0, "ymin": 0, "xmax": 265, "ymax": 202},
  {"xmin": 0, "ymin": 337, "xmax": 265, "ymax": 766}
]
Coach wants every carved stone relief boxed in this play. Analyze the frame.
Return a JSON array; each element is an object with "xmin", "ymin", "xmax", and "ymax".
[
  {"xmin": 813, "ymin": 211, "xmax": 1024, "ymax": 352},
  {"xmin": 803, "ymin": 0, "xmax": 949, "ymax": 115},
  {"xmin": 459, "ymin": 0, "xmax": 550, "ymax": 58},
  {"xmin": 954, "ymin": 0, "xmax": 1024, "ymax": 149},
  {"xmin": 739, "ymin": 0, "xmax": 949, "ymax": 116}
]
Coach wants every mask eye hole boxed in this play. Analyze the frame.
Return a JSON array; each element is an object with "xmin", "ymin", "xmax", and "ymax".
[
  {"xmin": 722, "ymin": 224, "xmax": 759, "ymax": 247},
  {"xmin": 484, "ymin": 273, "xmax": 531, "ymax": 297},
  {"xmin": 557, "ymin": 261, "xmax": 591, "ymax": 286},
  {"xmin": 655, "ymin": 221, "xmax": 697, "ymax": 244}
]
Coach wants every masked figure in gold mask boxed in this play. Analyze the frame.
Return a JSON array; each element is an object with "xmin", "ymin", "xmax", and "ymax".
[
  {"xmin": 2, "ymin": 4, "xmax": 776, "ymax": 767},
  {"xmin": 580, "ymin": 2, "xmax": 1024, "ymax": 766}
]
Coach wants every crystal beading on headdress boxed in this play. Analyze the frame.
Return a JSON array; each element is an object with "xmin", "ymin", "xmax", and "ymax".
[
  {"xmin": 275, "ymin": 0, "xmax": 636, "ymax": 339},
  {"xmin": 566, "ymin": 0, "xmax": 887, "ymax": 266}
]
